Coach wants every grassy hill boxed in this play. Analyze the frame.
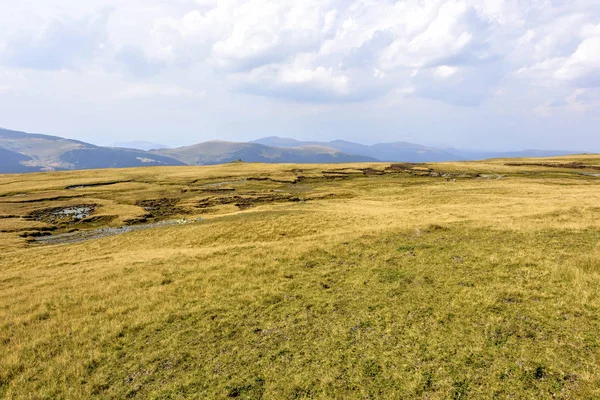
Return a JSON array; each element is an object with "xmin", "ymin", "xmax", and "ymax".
[
  {"xmin": 152, "ymin": 140, "xmax": 377, "ymax": 165},
  {"xmin": 0, "ymin": 148, "xmax": 42, "ymax": 173},
  {"xmin": 253, "ymin": 136, "xmax": 461, "ymax": 162},
  {"xmin": 1, "ymin": 156, "xmax": 600, "ymax": 398},
  {"xmin": 253, "ymin": 136, "xmax": 576, "ymax": 162},
  {"xmin": 0, "ymin": 130, "xmax": 377, "ymax": 173},
  {"xmin": 0, "ymin": 128, "xmax": 186, "ymax": 171}
]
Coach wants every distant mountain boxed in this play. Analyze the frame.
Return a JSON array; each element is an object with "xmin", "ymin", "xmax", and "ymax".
[
  {"xmin": 152, "ymin": 140, "xmax": 377, "ymax": 165},
  {"xmin": 0, "ymin": 128, "xmax": 586, "ymax": 175},
  {"xmin": 445, "ymin": 148, "xmax": 575, "ymax": 160},
  {"xmin": 0, "ymin": 128, "xmax": 185, "ymax": 172},
  {"xmin": 113, "ymin": 141, "xmax": 170, "ymax": 151},
  {"xmin": 253, "ymin": 136, "xmax": 579, "ymax": 162},
  {"xmin": 253, "ymin": 137, "xmax": 461, "ymax": 162},
  {"xmin": 0, "ymin": 148, "xmax": 42, "ymax": 173}
]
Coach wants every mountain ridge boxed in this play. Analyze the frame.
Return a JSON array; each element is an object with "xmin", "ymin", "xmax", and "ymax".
[
  {"xmin": 252, "ymin": 136, "xmax": 577, "ymax": 161},
  {"xmin": 151, "ymin": 140, "xmax": 378, "ymax": 165},
  {"xmin": 0, "ymin": 128, "xmax": 585, "ymax": 174}
]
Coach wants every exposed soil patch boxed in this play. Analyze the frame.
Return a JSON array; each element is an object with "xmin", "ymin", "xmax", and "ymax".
[
  {"xmin": 385, "ymin": 163, "xmax": 419, "ymax": 172},
  {"xmin": 247, "ymin": 177, "xmax": 298, "ymax": 184},
  {"xmin": 32, "ymin": 218, "xmax": 202, "ymax": 246},
  {"xmin": 183, "ymin": 187, "xmax": 236, "ymax": 194},
  {"xmin": 321, "ymin": 170, "xmax": 356, "ymax": 175},
  {"xmin": 321, "ymin": 172, "xmax": 351, "ymax": 180},
  {"xmin": 505, "ymin": 162, "xmax": 600, "ymax": 171},
  {"xmin": 307, "ymin": 193, "xmax": 355, "ymax": 201},
  {"xmin": 317, "ymin": 164, "xmax": 481, "ymax": 180},
  {"xmin": 0, "ymin": 193, "xmax": 27, "ymax": 198},
  {"xmin": 192, "ymin": 179, "xmax": 247, "ymax": 187},
  {"xmin": 195, "ymin": 191, "xmax": 354, "ymax": 211},
  {"xmin": 361, "ymin": 168, "xmax": 386, "ymax": 176},
  {"xmin": 1, "ymin": 195, "xmax": 86, "ymax": 204},
  {"xmin": 19, "ymin": 227, "xmax": 57, "ymax": 237},
  {"xmin": 136, "ymin": 198, "xmax": 188, "ymax": 217},
  {"xmin": 66, "ymin": 181, "xmax": 132, "ymax": 190},
  {"xmin": 196, "ymin": 193, "xmax": 295, "ymax": 210},
  {"xmin": 234, "ymin": 194, "xmax": 296, "ymax": 210},
  {"xmin": 82, "ymin": 215, "xmax": 118, "ymax": 224},
  {"xmin": 26, "ymin": 204, "xmax": 97, "ymax": 225}
]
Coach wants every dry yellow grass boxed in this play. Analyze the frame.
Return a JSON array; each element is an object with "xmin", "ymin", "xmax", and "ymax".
[{"xmin": 1, "ymin": 156, "xmax": 600, "ymax": 398}]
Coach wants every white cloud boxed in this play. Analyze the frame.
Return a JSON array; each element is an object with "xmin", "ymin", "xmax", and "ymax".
[
  {"xmin": 518, "ymin": 22, "xmax": 600, "ymax": 89},
  {"xmin": 555, "ymin": 37, "xmax": 600, "ymax": 85},
  {"xmin": 118, "ymin": 83, "xmax": 197, "ymax": 99},
  {"xmin": 7, "ymin": 0, "xmax": 593, "ymax": 106},
  {"xmin": 238, "ymin": 57, "xmax": 351, "ymax": 102},
  {"xmin": 0, "ymin": 8, "xmax": 112, "ymax": 71},
  {"xmin": 434, "ymin": 65, "xmax": 458, "ymax": 79},
  {"xmin": 1, "ymin": 0, "xmax": 600, "ymax": 147}
]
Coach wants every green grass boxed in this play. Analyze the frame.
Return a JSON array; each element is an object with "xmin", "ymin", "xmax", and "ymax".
[{"xmin": 1, "ymin": 157, "xmax": 600, "ymax": 398}]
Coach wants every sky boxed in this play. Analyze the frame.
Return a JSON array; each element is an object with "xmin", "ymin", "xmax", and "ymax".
[{"xmin": 0, "ymin": 0, "xmax": 599, "ymax": 150}]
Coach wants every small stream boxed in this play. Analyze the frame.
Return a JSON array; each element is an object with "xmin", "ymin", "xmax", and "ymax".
[{"xmin": 33, "ymin": 218, "xmax": 202, "ymax": 246}]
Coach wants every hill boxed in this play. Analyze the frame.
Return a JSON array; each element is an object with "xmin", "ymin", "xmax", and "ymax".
[
  {"xmin": 253, "ymin": 136, "xmax": 460, "ymax": 162},
  {"xmin": 0, "ymin": 128, "xmax": 584, "ymax": 174},
  {"xmin": 0, "ymin": 128, "xmax": 186, "ymax": 172},
  {"xmin": 253, "ymin": 136, "xmax": 577, "ymax": 162},
  {"xmin": 152, "ymin": 140, "xmax": 377, "ymax": 165},
  {"xmin": 112, "ymin": 141, "xmax": 170, "ymax": 151},
  {"xmin": 1, "ymin": 156, "xmax": 600, "ymax": 397},
  {"xmin": 0, "ymin": 148, "xmax": 42, "ymax": 173}
]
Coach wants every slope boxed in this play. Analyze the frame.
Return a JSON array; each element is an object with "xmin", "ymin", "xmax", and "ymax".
[
  {"xmin": 253, "ymin": 136, "xmax": 461, "ymax": 162},
  {"xmin": 0, "ymin": 128, "xmax": 185, "ymax": 172},
  {"xmin": 0, "ymin": 148, "xmax": 42, "ymax": 173},
  {"xmin": 152, "ymin": 140, "xmax": 377, "ymax": 165},
  {"xmin": 253, "ymin": 137, "xmax": 579, "ymax": 162}
]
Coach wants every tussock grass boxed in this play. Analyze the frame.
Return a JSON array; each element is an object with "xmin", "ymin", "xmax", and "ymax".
[{"xmin": 1, "ymin": 156, "xmax": 600, "ymax": 398}]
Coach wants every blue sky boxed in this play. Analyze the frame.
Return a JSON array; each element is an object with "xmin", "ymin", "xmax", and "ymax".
[{"xmin": 0, "ymin": 0, "xmax": 599, "ymax": 150}]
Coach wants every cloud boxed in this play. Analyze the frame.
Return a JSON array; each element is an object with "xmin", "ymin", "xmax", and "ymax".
[
  {"xmin": 115, "ymin": 45, "xmax": 169, "ymax": 77},
  {"xmin": 555, "ymin": 36, "xmax": 600, "ymax": 87},
  {"xmin": 434, "ymin": 66, "xmax": 459, "ymax": 79},
  {"xmin": 2, "ymin": 0, "xmax": 600, "ymax": 111},
  {"xmin": 0, "ymin": 8, "xmax": 113, "ymax": 71},
  {"xmin": 412, "ymin": 61, "xmax": 504, "ymax": 106},
  {"xmin": 517, "ymin": 22, "xmax": 600, "ymax": 90},
  {"xmin": 118, "ymin": 83, "xmax": 198, "ymax": 99},
  {"xmin": 171, "ymin": 0, "xmax": 505, "ymax": 104},
  {"xmin": 209, "ymin": 0, "xmax": 338, "ymax": 72},
  {"xmin": 237, "ymin": 62, "xmax": 352, "ymax": 102}
]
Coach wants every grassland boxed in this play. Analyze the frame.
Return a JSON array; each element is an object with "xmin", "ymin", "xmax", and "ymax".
[{"xmin": 1, "ymin": 156, "xmax": 600, "ymax": 398}]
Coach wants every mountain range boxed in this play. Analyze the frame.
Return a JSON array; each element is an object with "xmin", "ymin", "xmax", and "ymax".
[
  {"xmin": 251, "ymin": 137, "xmax": 577, "ymax": 162},
  {"xmin": 0, "ymin": 127, "xmax": 581, "ymax": 174},
  {"xmin": 112, "ymin": 141, "xmax": 170, "ymax": 151}
]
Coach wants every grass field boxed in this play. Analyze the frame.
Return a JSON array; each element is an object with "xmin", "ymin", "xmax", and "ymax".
[{"xmin": 2, "ymin": 156, "xmax": 600, "ymax": 398}]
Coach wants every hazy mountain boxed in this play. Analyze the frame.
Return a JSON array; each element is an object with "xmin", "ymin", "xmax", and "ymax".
[
  {"xmin": 113, "ymin": 141, "xmax": 170, "ymax": 151},
  {"xmin": 0, "ymin": 128, "xmax": 585, "ymax": 175},
  {"xmin": 445, "ymin": 148, "xmax": 576, "ymax": 160},
  {"xmin": 0, "ymin": 148, "xmax": 43, "ymax": 173},
  {"xmin": 253, "ymin": 137, "xmax": 461, "ymax": 162},
  {"xmin": 0, "ymin": 128, "xmax": 185, "ymax": 172},
  {"xmin": 152, "ymin": 140, "xmax": 377, "ymax": 165},
  {"xmin": 253, "ymin": 136, "xmax": 579, "ymax": 162},
  {"xmin": 59, "ymin": 147, "xmax": 187, "ymax": 170}
]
